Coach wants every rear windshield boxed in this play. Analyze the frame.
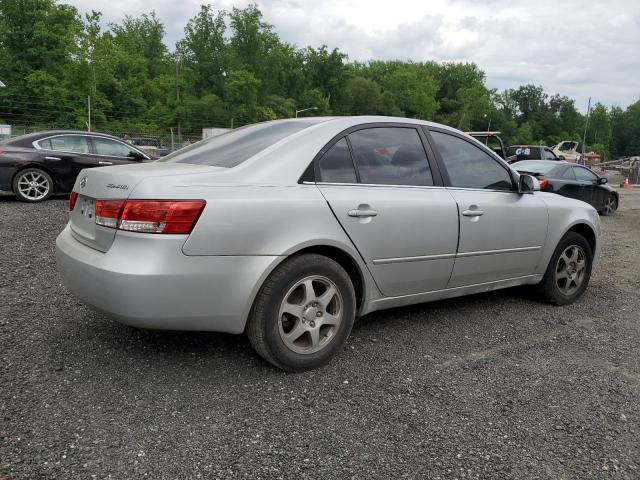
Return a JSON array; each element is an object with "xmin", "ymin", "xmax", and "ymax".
[
  {"xmin": 506, "ymin": 146, "xmax": 541, "ymax": 160},
  {"xmin": 513, "ymin": 161, "xmax": 563, "ymax": 176},
  {"xmin": 158, "ymin": 120, "xmax": 320, "ymax": 168}
]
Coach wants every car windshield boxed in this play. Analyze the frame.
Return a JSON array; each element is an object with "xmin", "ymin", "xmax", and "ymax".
[
  {"xmin": 513, "ymin": 161, "xmax": 561, "ymax": 175},
  {"xmin": 158, "ymin": 120, "xmax": 322, "ymax": 168}
]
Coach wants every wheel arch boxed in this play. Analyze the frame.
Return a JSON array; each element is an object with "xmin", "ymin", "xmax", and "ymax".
[
  {"xmin": 11, "ymin": 163, "xmax": 58, "ymax": 193},
  {"xmin": 241, "ymin": 241, "xmax": 372, "ymax": 333},
  {"xmin": 288, "ymin": 244, "xmax": 366, "ymax": 311},
  {"xmin": 566, "ymin": 222, "xmax": 597, "ymax": 253}
]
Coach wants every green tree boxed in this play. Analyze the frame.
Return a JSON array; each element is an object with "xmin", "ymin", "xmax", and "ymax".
[
  {"xmin": 344, "ymin": 77, "xmax": 382, "ymax": 115},
  {"xmin": 177, "ymin": 4, "xmax": 227, "ymax": 97}
]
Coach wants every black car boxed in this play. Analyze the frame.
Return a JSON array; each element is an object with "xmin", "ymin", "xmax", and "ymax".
[
  {"xmin": 0, "ymin": 130, "xmax": 150, "ymax": 202},
  {"xmin": 513, "ymin": 160, "xmax": 619, "ymax": 215},
  {"xmin": 506, "ymin": 145, "xmax": 563, "ymax": 163}
]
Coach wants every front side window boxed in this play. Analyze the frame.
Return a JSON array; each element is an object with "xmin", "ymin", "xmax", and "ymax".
[
  {"xmin": 93, "ymin": 137, "xmax": 141, "ymax": 158},
  {"xmin": 574, "ymin": 167, "xmax": 598, "ymax": 182},
  {"xmin": 347, "ymin": 127, "xmax": 433, "ymax": 186},
  {"xmin": 39, "ymin": 135, "xmax": 89, "ymax": 154},
  {"xmin": 543, "ymin": 148, "xmax": 558, "ymax": 160},
  {"xmin": 431, "ymin": 131, "xmax": 513, "ymax": 190},
  {"xmin": 318, "ymin": 138, "xmax": 357, "ymax": 183}
]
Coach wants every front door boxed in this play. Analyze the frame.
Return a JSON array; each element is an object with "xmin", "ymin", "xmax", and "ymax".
[
  {"xmin": 89, "ymin": 136, "xmax": 147, "ymax": 167},
  {"xmin": 428, "ymin": 129, "xmax": 548, "ymax": 288},
  {"xmin": 316, "ymin": 126, "xmax": 459, "ymax": 297},
  {"xmin": 573, "ymin": 165, "xmax": 602, "ymax": 208}
]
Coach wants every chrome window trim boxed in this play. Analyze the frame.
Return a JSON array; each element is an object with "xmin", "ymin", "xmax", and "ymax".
[
  {"xmin": 314, "ymin": 181, "xmax": 517, "ymax": 194},
  {"xmin": 314, "ymin": 181, "xmax": 447, "ymax": 190},
  {"xmin": 373, "ymin": 246, "xmax": 542, "ymax": 265},
  {"xmin": 32, "ymin": 133, "xmax": 150, "ymax": 160}
]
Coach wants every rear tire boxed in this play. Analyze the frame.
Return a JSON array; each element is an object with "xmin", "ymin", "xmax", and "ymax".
[
  {"xmin": 247, "ymin": 254, "xmax": 356, "ymax": 371},
  {"xmin": 12, "ymin": 168, "xmax": 54, "ymax": 202},
  {"xmin": 599, "ymin": 194, "xmax": 617, "ymax": 216},
  {"xmin": 534, "ymin": 232, "xmax": 593, "ymax": 305}
]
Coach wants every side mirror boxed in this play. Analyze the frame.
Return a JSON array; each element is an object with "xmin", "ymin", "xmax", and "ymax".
[
  {"xmin": 598, "ymin": 177, "xmax": 608, "ymax": 185},
  {"xmin": 558, "ymin": 155, "xmax": 565, "ymax": 160},
  {"xmin": 129, "ymin": 151, "xmax": 146, "ymax": 161},
  {"xmin": 518, "ymin": 174, "xmax": 540, "ymax": 194}
]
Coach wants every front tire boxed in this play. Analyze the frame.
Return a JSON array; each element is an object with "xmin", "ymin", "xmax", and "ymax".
[
  {"xmin": 599, "ymin": 194, "xmax": 617, "ymax": 216},
  {"xmin": 534, "ymin": 232, "xmax": 593, "ymax": 305},
  {"xmin": 247, "ymin": 254, "xmax": 356, "ymax": 371},
  {"xmin": 12, "ymin": 168, "xmax": 54, "ymax": 202}
]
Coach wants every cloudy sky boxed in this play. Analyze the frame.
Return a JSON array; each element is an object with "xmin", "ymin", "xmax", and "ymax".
[{"xmin": 66, "ymin": 0, "xmax": 640, "ymax": 109}]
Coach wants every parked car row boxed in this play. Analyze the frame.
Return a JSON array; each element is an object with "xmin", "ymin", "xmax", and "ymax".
[
  {"xmin": 0, "ymin": 131, "xmax": 151, "ymax": 202},
  {"xmin": 54, "ymin": 117, "xmax": 601, "ymax": 370}
]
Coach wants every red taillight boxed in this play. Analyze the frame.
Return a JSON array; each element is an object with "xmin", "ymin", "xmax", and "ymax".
[
  {"xmin": 95, "ymin": 199, "xmax": 126, "ymax": 229},
  {"xmin": 95, "ymin": 199, "xmax": 205, "ymax": 234},
  {"xmin": 538, "ymin": 178, "xmax": 549, "ymax": 189},
  {"xmin": 69, "ymin": 192, "xmax": 78, "ymax": 211}
]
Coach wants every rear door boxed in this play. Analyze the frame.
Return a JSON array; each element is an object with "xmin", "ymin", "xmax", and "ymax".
[
  {"xmin": 316, "ymin": 124, "xmax": 459, "ymax": 297},
  {"xmin": 89, "ymin": 136, "xmax": 148, "ymax": 167},
  {"xmin": 553, "ymin": 165, "xmax": 584, "ymax": 200},
  {"xmin": 35, "ymin": 134, "xmax": 95, "ymax": 191},
  {"xmin": 427, "ymin": 129, "xmax": 548, "ymax": 288}
]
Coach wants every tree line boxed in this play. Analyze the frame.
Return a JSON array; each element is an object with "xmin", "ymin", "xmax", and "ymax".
[{"xmin": 0, "ymin": 0, "xmax": 638, "ymax": 159}]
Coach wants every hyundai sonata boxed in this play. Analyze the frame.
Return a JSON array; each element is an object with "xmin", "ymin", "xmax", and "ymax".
[{"xmin": 56, "ymin": 117, "xmax": 600, "ymax": 371}]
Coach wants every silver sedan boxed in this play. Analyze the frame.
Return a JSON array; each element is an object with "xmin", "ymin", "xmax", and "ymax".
[{"xmin": 56, "ymin": 117, "xmax": 601, "ymax": 370}]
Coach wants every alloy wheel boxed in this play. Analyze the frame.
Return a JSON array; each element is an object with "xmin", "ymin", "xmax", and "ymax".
[
  {"xmin": 604, "ymin": 196, "xmax": 616, "ymax": 215},
  {"xmin": 278, "ymin": 275, "xmax": 343, "ymax": 355},
  {"xmin": 17, "ymin": 171, "xmax": 50, "ymax": 201},
  {"xmin": 555, "ymin": 245, "xmax": 586, "ymax": 296}
]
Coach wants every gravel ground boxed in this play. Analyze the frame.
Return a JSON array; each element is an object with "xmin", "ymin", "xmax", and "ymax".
[{"xmin": 1, "ymin": 191, "xmax": 639, "ymax": 479}]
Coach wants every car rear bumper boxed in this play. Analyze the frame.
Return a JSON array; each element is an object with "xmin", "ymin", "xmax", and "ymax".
[{"xmin": 55, "ymin": 225, "xmax": 280, "ymax": 333}]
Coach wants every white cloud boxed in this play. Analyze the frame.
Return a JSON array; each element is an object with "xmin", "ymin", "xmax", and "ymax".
[{"xmin": 66, "ymin": 0, "xmax": 640, "ymax": 108}]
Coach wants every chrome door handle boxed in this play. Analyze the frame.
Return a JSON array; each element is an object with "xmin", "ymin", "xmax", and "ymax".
[
  {"xmin": 45, "ymin": 156, "xmax": 61, "ymax": 161},
  {"xmin": 348, "ymin": 209, "xmax": 378, "ymax": 218},
  {"xmin": 462, "ymin": 209, "xmax": 484, "ymax": 217},
  {"xmin": 98, "ymin": 161, "xmax": 113, "ymax": 165}
]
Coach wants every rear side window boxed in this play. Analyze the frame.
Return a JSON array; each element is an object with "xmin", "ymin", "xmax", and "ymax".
[
  {"xmin": 347, "ymin": 127, "xmax": 433, "ymax": 186},
  {"xmin": 159, "ymin": 120, "xmax": 318, "ymax": 168},
  {"xmin": 318, "ymin": 138, "xmax": 357, "ymax": 183},
  {"xmin": 39, "ymin": 135, "xmax": 89, "ymax": 153},
  {"xmin": 560, "ymin": 167, "xmax": 576, "ymax": 180},
  {"xmin": 431, "ymin": 131, "xmax": 513, "ymax": 191}
]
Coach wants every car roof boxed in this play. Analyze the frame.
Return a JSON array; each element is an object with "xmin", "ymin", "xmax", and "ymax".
[
  {"xmin": 508, "ymin": 145, "xmax": 548, "ymax": 149},
  {"xmin": 193, "ymin": 116, "xmax": 480, "ymax": 184},
  {"xmin": 4, "ymin": 130, "xmax": 124, "ymax": 147},
  {"xmin": 513, "ymin": 160, "xmax": 572, "ymax": 167}
]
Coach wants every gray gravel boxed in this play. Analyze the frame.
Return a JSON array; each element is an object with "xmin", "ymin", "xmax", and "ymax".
[{"xmin": 1, "ymin": 192, "xmax": 639, "ymax": 479}]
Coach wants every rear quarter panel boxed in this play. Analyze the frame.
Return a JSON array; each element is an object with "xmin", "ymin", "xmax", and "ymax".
[{"xmin": 180, "ymin": 184, "xmax": 361, "ymax": 257}]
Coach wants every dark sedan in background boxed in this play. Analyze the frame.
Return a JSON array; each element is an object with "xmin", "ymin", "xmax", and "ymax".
[
  {"xmin": 0, "ymin": 130, "xmax": 150, "ymax": 202},
  {"xmin": 513, "ymin": 160, "xmax": 619, "ymax": 215}
]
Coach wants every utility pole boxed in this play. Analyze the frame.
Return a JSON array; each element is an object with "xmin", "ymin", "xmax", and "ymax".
[
  {"xmin": 176, "ymin": 55, "xmax": 182, "ymax": 144},
  {"xmin": 87, "ymin": 95, "xmax": 91, "ymax": 132},
  {"xmin": 581, "ymin": 97, "xmax": 591, "ymax": 165}
]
